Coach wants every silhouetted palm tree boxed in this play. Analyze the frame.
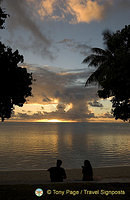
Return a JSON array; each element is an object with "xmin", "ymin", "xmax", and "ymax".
[{"xmin": 83, "ymin": 25, "xmax": 130, "ymax": 121}]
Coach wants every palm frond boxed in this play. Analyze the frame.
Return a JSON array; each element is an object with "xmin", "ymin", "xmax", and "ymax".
[
  {"xmin": 85, "ymin": 67, "xmax": 102, "ymax": 86},
  {"xmin": 82, "ymin": 54, "xmax": 95, "ymax": 63},
  {"xmin": 83, "ymin": 54, "xmax": 106, "ymax": 67},
  {"xmin": 91, "ymin": 48, "xmax": 106, "ymax": 55},
  {"xmin": 88, "ymin": 55, "xmax": 107, "ymax": 67}
]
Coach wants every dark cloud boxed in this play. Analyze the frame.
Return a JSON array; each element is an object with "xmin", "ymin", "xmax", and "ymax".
[
  {"xmin": 100, "ymin": 112, "xmax": 114, "ymax": 119},
  {"xmin": 102, "ymin": 0, "xmax": 130, "ymax": 19},
  {"xmin": 2, "ymin": 0, "xmax": 53, "ymax": 59},
  {"xmin": 57, "ymin": 104, "xmax": 66, "ymax": 111},
  {"xmin": 12, "ymin": 110, "xmax": 113, "ymax": 121},
  {"xmin": 58, "ymin": 39, "xmax": 91, "ymax": 56},
  {"xmin": 42, "ymin": 104, "xmax": 95, "ymax": 121},
  {"xmin": 12, "ymin": 63, "xmax": 112, "ymax": 121},
  {"xmin": 114, "ymin": 0, "xmax": 130, "ymax": 9},
  {"xmin": 89, "ymin": 100, "xmax": 103, "ymax": 108},
  {"xmin": 18, "ymin": 64, "xmax": 99, "ymax": 121},
  {"xmin": 58, "ymin": 39, "xmax": 74, "ymax": 47},
  {"xmin": 12, "ymin": 112, "xmax": 44, "ymax": 120},
  {"xmin": 43, "ymin": 96, "xmax": 52, "ymax": 103}
]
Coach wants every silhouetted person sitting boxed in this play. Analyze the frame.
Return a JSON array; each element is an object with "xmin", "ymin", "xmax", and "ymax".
[
  {"xmin": 82, "ymin": 160, "xmax": 93, "ymax": 181},
  {"xmin": 48, "ymin": 160, "xmax": 67, "ymax": 182}
]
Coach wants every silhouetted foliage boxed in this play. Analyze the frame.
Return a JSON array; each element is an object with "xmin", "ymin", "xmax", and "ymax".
[
  {"xmin": 0, "ymin": 7, "xmax": 8, "ymax": 29},
  {"xmin": 0, "ymin": 6, "xmax": 33, "ymax": 122},
  {"xmin": 83, "ymin": 25, "xmax": 130, "ymax": 122}
]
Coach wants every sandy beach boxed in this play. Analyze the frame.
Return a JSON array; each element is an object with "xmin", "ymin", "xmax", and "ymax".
[
  {"xmin": 0, "ymin": 166, "xmax": 130, "ymax": 185},
  {"xmin": 0, "ymin": 166, "xmax": 130, "ymax": 200}
]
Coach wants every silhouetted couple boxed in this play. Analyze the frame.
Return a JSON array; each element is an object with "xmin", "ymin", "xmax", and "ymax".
[{"xmin": 48, "ymin": 159, "xmax": 93, "ymax": 182}]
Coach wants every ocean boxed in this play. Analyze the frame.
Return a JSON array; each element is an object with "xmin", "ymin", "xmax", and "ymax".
[{"xmin": 0, "ymin": 122, "xmax": 129, "ymax": 170}]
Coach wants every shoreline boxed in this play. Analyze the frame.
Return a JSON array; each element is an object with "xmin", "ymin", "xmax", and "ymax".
[
  {"xmin": 0, "ymin": 164, "xmax": 129, "ymax": 171},
  {"xmin": 0, "ymin": 166, "xmax": 130, "ymax": 185}
]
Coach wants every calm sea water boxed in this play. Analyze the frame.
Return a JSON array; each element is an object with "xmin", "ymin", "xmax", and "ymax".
[{"xmin": 0, "ymin": 122, "xmax": 129, "ymax": 170}]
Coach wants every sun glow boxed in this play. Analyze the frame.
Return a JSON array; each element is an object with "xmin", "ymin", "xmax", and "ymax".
[
  {"xmin": 37, "ymin": 119, "xmax": 63, "ymax": 122},
  {"xmin": 37, "ymin": 119, "xmax": 76, "ymax": 123},
  {"xmin": 48, "ymin": 119, "xmax": 61, "ymax": 122}
]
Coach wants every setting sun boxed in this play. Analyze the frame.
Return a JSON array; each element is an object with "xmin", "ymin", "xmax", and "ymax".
[
  {"xmin": 37, "ymin": 119, "xmax": 61, "ymax": 122},
  {"xmin": 48, "ymin": 119, "xmax": 61, "ymax": 122},
  {"xmin": 37, "ymin": 119, "xmax": 76, "ymax": 123}
]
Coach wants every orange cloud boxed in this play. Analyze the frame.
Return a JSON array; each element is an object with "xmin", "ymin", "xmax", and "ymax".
[
  {"xmin": 67, "ymin": 0, "xmax": 104, "ymax": 23},
  {"xmin": 38, "ymin": 0, "xmax": 56, "ymax": 18},
  {"xmin": 27, "ymin": 0, "xmax": 112, "ymax": 23}
]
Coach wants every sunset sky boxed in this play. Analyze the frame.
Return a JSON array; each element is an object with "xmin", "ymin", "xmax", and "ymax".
[{"xmin": 0, "ymin": 0, "xmax": 130, "ymax": 122}]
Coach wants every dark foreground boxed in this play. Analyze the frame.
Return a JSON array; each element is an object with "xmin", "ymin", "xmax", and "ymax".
[{"xmin": 0, "ymin": 182, "xmax": 130, "ymax": 200}]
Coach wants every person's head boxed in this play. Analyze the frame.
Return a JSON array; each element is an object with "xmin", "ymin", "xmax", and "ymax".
[
  {"xmin": 84, "ymin": 160, "xmax": 91, "ymax": 167},
  {"xmin": 56, "ymin": 160, "xmax": 62, "ymax": 167}
]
